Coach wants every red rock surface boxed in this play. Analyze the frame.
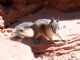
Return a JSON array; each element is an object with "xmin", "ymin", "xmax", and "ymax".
[{"xmin": 0, "ymin": 0, "xmax": 80, "ymax": 26}]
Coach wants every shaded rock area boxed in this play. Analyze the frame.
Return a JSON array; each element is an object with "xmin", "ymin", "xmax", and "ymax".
[{"xmin": 0, "ymin": 0, "xmax": 80, "ymax": 26}]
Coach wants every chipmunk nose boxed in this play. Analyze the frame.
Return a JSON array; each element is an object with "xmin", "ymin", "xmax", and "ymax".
[{"xmin": 24, "ymin": 28, "xmax": 34, "ymax": 37}]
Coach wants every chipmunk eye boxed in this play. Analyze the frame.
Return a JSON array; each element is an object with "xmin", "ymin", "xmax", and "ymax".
[
  {"xmin": 24, "ymin": 26, "xmax": 28, "ymax": 28},
  {"xmin": 50, "ymin": 24, "xmax": 53, "ymax": 28},
  {"xmin": 18, "ymin": 29, "xmax": 23, "ymax": 32}
]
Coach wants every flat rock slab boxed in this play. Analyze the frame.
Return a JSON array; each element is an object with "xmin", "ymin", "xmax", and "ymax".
[
  {"xmin": 0, "ymin": 37, "xmax": 35, "ymax": 60},
  {"xmin": 58, "ymin": 19, "xmax": 80, "ymax": 41}
]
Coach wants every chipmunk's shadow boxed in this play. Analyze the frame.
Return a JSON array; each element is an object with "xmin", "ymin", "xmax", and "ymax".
[
  {"xmin": 21, "ymin": 37, "xmax": 53, "ymax": 57},
  {"xmin": 11, "ymin": 36, "xmax": 65, "ymax": 57}
]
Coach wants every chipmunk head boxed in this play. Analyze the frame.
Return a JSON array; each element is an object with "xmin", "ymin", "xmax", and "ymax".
[
  {"xmin": 49, "ymin": 18, "xmax": 59, "ymax": 33},
  {"xmin": 14, "ymin": 22, "xmax": 34, "ymax": 38}
]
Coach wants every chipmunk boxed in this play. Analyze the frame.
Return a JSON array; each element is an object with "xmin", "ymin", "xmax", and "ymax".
[
  {"xmin": 32, "ymin": 19, "xmax": 63, "ymax": 44},
  {"xmin": 14, "ymin": 19, "xmax": 63, "ymax": 44}
]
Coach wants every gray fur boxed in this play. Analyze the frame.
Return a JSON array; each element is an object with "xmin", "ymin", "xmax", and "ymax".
[
  {"xmin": 50, "ymin": 19, "xmax": 59, "ymax": 33},
  {"xmin": 34, "ymin": 19, "xmax": 51, "ymax": 26}
]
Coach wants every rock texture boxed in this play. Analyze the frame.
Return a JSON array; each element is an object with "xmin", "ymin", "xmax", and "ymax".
[
  {"xmin": 0, "ymin": 0, "xmax": 80, "ymax": 26},
  {"xmin": 46, "ymin": 0, "xmax": 80, "ymax": 12}
]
